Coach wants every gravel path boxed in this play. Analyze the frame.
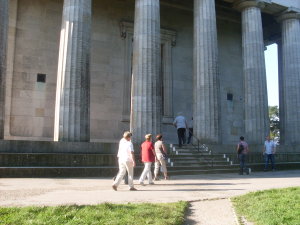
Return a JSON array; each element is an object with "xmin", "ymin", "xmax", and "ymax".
[
  {"xmin": 184, "ymin": 199, "xmax": 238, "ymax": 225},
  {"xmin": 1, "ymin": 170, "xmax": 299, "ymax": 224}
]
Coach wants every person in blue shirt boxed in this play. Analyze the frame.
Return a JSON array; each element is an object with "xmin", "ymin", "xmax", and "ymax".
[
  {"xmin": 173, "ymin": 113, "xmax": 188, "ymax": 147},
  {"xmin": 263, "ymin": 136, "xmax": 276, "ymax": 171}
]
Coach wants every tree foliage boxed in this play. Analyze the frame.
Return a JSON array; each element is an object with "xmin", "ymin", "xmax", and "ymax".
[{"xmin": 269, "ymin": 106, "xmax": 280, "ymax": 140}]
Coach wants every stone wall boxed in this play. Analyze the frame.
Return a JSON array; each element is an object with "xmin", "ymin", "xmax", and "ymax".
[
  {"xmin": 0, "ymin": 140, "xmax": 118, "ymax": 154},
  {"xmin": 0, "ymin": 140, "xmax": 298, "ymax": 154},
  {"xmin": 160, "ymin": 4, "xmax": 193, "ymax": 143},
  {"xmin": 5, "ymin": 0, "xmax": 246, "ymax": 145},
  {"xmin": 218, "ymin": 19, "xmax": 244, "ymax": 144},
  {"xmin": 7, "ymin": 0, "xmax": 61, "ymax": 140}
]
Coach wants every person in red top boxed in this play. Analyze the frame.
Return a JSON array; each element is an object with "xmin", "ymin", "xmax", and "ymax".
[{"xmin": 138, "ymin": 134, "xmax": 156, "ymax": 185}]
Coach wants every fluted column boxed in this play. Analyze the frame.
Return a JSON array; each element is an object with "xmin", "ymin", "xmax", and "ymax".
[
  {"xmin": 235, "ymin": 0, "xmax": 269, "ymax": 144},
  {"xmin": 193, "ymin": 0, "xmax": 220, "ymax": 143},
  {"xmin": 0, "ymin": 0, "xmax": 9, "ymax": 139},
  {"xmin": 130, "ymin": 0, "xmax": 161, "ymax": 144},
  {"xmin": 54, "ymin": 0, "xmax": 91, "ymax": 142},
  {"xmin": 277, "ymin": 12, "xmax": 300, "ymax": 144}
]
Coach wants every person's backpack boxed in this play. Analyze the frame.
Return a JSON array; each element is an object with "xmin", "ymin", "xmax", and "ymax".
[{"xmin": 238, "ymin": 143, "xmax": 244, "ymax": 154}]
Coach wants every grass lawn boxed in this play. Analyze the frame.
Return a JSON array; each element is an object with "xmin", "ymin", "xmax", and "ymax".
[
  {"xmin": 0, "ymin": 201, "xmax": 187, "ymax": 225},
  {"xmin": 232, "ymin": 187, "xmax": 300, "ymax": 225}
]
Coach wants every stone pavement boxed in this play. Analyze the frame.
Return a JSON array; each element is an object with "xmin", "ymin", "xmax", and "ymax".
[{"xmin": 0, "ymin": 170, "xmax": 299, "ymax": 224}]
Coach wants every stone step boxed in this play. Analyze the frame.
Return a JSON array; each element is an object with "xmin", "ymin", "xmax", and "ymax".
[
  {"xmin": 0, "ymin": 167, "xmax": 119, "ymax": 178},
  {"xmin": 168, "ymin": 169, "xmax": 238, "ymax": 175},
  {"xmin": 169, "ymin": 157, "xmax": 227, "ymax": 163},
  {"xmin": 170, "ymin": 144, "xmax": 208, "ymax": 149},
  {"xmin": 1, "ymin": 150, "xmax": 300, "ymax": 178},
  {"xmin": 167, "ymin": 164, "xmax": 235, "ymax": 170},
  {"xmin": 0, "ymin": 165, "xmax": 234, "ymax": 178},
  {"xmin": 170, "ymin": 153, "xmax": 214, "ymax": 156},
  {"xmin": 169, "ymin": 155, "xmax": 228, "ymax": 160},
  {"xmin": 170, "ymin": 152, "xmax": 223, "ymax": 157},
  {"xmin": 0, "ymin": 153, "xmax": 116, "ymax": 167},
  {"xmin": 225, "ymin": 153, "xmax": 300, "ymax": 163},
  {"xmin": 0, "ymin": 162, "xmax": 299, "ymax": 178},
  {"xmin": 170, "ymin": 148, "xmax": 211, "ymax": 152},
  {"xmin": 171, "ymin": 149, "xmax": 210, "ymax": 153},
  {"xmin": 231, "ymin": 162, "xmax": 300, "ymax": 168},
  {"xmin": 168, "ymin": 162, "xmax": 300, "ymax": 175},
  {"xmin": 171, "ymin": 161, "xmax": 231, "ymax": 166},
  {"xmin": 168, "ymin": 162, "xmax": 300, "ymax": 170},
  {"xmin": 0, "ymin": 156, "xmax": 227, "ymax": 168},
  {"xmin": 0, "ymin": 153, "xmax": 227, "ymax": 165},
  {"xmin": 171, "ymin": 149, "xmax": 211, "ymax": 153},
  {"xmin": 0, "ymin": 166, "xmax": 149, "ymax": 178}
]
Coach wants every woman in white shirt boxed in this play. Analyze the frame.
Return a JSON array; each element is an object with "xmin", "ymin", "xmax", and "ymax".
[{"xmin": 154, "ymin": 134, "xmax": 169, "ymax": 180}]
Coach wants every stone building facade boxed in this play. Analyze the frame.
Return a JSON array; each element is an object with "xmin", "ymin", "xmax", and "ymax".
[{"xmin": 1, "ymin": 0, "xmax": 300, "ymax": 146}]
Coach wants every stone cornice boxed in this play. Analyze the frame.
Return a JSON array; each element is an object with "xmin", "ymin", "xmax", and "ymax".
[
  {"xmin": 233, "ymin": 0, "xmax": 267, "ymax": 11},
  {"xmin": 119, "ymin": 20, "xmax": 177, "ymax": 46},
  {"xmin": 276, "ymin": 11, "xmax": 300, "ymax": 23}
]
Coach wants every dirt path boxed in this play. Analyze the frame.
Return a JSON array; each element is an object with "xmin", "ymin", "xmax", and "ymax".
[{"xmin": 184, "ymin": 198, "xmax": 238, "ymax": 225}]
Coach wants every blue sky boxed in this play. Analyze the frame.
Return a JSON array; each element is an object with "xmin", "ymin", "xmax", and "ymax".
[{"xmin": 265, "ymin": 43, "xmax": 279, "ymax": 106}]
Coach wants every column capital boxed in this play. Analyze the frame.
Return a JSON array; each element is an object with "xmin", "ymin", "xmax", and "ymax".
[
  {"xmin": 276, "ymin": 12, "xmax": 300, "ymax": 23},
  {"xmin": 234, "ymin": 0, "xmax": 266, "ymax": 11}
]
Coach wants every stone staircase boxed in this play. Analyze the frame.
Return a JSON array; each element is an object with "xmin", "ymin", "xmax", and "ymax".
[
  {"xmin": 1, "ymin": 144, "xmax": 300, "ymax": 178},
  {"xmin": 166, "ymin": 144, "xmax": 300, "ymax": 175},
  {"xmin": 166, "ymin": 144, "xmax": 239, "ymax": 175},
  {"xmin": 0, "ymin": 146, "xmax": 237, "ymax": 177}
]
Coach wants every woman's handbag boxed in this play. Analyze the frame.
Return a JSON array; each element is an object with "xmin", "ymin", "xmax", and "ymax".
[{"xmin": 161, "ymin": 151, "xmax": 168, "ymax": 160}]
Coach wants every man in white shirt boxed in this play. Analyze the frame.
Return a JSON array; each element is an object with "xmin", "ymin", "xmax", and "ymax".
[
  {"xmin": 263, "ymin": 135, "xmax": 276, "ymax": 171},
  {"xmin": 112, "ymin": 131, "xmax": 137, "ymax": 191},
  {"xmin": 173, "ymin": 113, "xmax": 188, "ymax": 147}
]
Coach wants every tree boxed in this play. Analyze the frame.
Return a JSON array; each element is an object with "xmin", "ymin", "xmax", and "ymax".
[{"xmin": 269, "ymin": 106, "xmax": 280, "ymax": 141}]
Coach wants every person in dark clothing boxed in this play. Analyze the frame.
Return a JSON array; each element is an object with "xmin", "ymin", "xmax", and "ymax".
[
  {"xmin": 187, "ymin": 117, "xmax": 193, "ymax": 144},
  {"xmin": 173, "ymin": 113, "xmax": 188, "ymax": 147},
  {"xmin": 237, "ymin": 136, "xmax": 249, "ymax": 175}
]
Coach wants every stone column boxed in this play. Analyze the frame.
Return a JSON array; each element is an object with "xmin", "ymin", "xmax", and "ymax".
[
  {"xmin": 130, "ymin": 0, "xmax": 161, "ymax": 144},
  {"xmin": 0, "ymin": 0, "xmax": 9, "ymax": 139},
  {"xmin": 235, "ymin": 0, "xmax": 269, "ymax": 144},
  {"xmin": 277, "ymin": 12, "xmax": 300, "ymax": 144},
  {"xmin": 193, "ymin": 0, "xmax": 220, "ymax": 143},
  {"xmin": 54, "ymin": 0, "xmax": 91, "ymax": 142}
]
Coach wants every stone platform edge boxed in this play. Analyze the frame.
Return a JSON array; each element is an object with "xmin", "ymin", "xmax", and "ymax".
[
  {"xmin": 0, "ymin": 140, "xmax": 299, "ymax": 154},
  {"xmin": 0, "ymin": 140, "xmax": 118, "ymax": 154}
]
